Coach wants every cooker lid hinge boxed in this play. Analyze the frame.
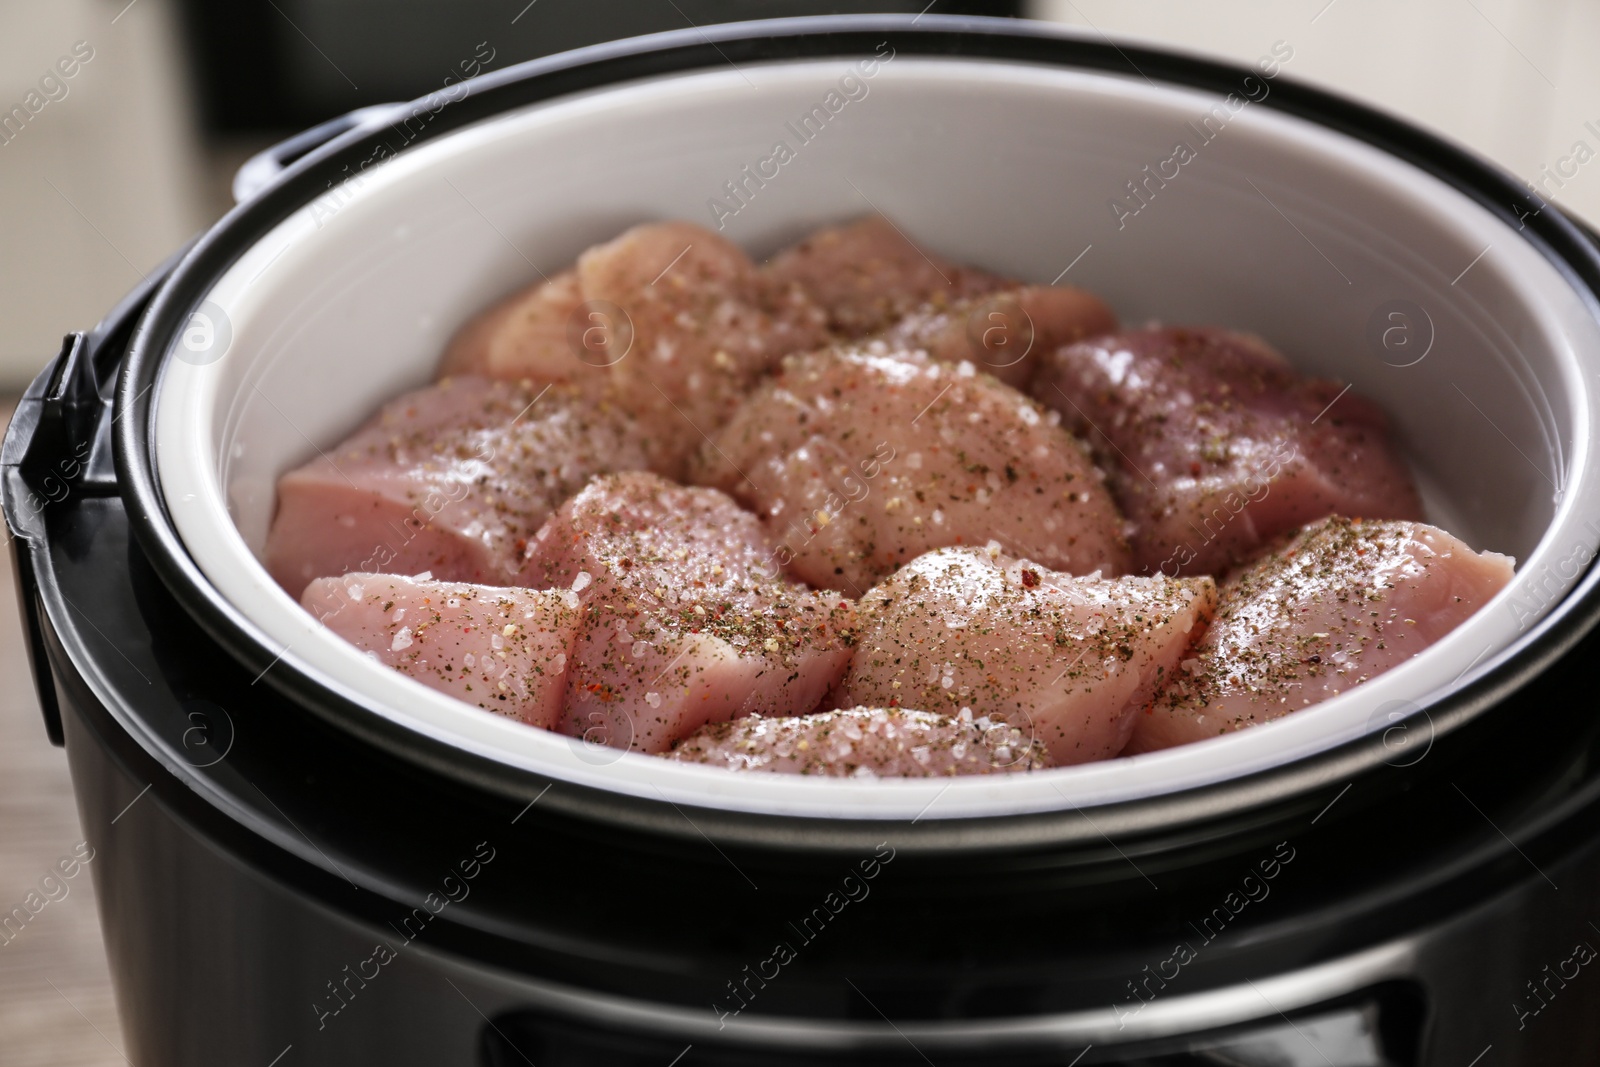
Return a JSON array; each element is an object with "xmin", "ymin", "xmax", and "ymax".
[
  {"xmin": 2, "ymin": 330, "xmax": 119, "ymax": 748},
  {"xmin": 2, "ymin": 249, "xmax": 178, "ymax": 748},
  {"xmin": 40, "ymin": 333, "xmax": 103, "ymax": 464}
]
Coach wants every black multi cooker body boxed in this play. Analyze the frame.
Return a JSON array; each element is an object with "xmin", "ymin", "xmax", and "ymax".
[{"xmin": 9, "ymin": 17, "xmax": 1600, "ymax": 1067}]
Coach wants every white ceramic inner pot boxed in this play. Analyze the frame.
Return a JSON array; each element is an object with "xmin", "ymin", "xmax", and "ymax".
[{"xmin": 153, "ymin": 57, "xmax": 1600, "ymax": 819}]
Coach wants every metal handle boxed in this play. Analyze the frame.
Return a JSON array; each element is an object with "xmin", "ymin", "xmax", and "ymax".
[{"xmin": 231, "ymin": 103, "xmax": 410, "ymax": 203}]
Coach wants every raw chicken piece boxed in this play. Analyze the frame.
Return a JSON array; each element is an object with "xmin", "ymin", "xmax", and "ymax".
[
  {"xmin": 839, "ymin": 548, "xmax": 1215, "ymax": 765},
  {"xmin": 1032, "ymin": 327, "xmax": 1423, "ymax": 577},
  {"xmin": 264, "ymin": 376, "xmax": 666, "ymax": 592},
  {"xmin": 439, "ymin": 269, "xmax": 607, "ymax": 384},
  {"xmin": 1129, "ymin": 517, "xmax": 1514, "ymax": 753},
  {"xmin": 301, "ymin": 572, "xmax": 581, "ymax": 729},
  {"xmin": 437, "ymin": 222, "xmax": 830, "ymax": 477},
  {"xmin": 527, "ymin": 472, "xmax": 857, "ymax": 755},
  {"xmin": 577, "ymin": 221, "xmax": 829, "ymax": 434},
  {"xmin": 762, "ymin": 215, "xmax": 1014, "ymax": 338},
  {"xmin": 876, "ymin": 286, "xmax": 1118, "ymax": 390},
  {"xmin": 693, "ymin": 347, "xmax": 1130, "ymax": 594},
  {"xmin": 664, "ymin": 706, "xmax": 1052, "ymax": 776}
]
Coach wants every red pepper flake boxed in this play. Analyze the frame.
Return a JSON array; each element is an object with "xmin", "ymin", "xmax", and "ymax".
[{"xmin": 1020, "ymin": 568, "xmax": 1040, "ymax": 589}]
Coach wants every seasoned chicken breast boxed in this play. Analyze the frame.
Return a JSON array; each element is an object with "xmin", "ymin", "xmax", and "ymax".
[
  {"xmin": 762, "ymin": 215, "xmax": 1014, "ymax": 338},
  {"xmin": 875, "ymin": 285, "xmax": 1118, "ymax": 390},
  {"xmin": 264, "ymin": 376, "xmax": 674, "ymax": 592},
  {"xmin": 439, "ymin": 268, "xmax": 601, "ymax": 384},
  {"xmin": 694, "ymin": 347, "xmax": 1130, "ymax": 594},
  {"xmin": 443, "ymin": 224, "xmax": 828, "ymax": 383},
  {"xmin": 1032, "ymin": 327, "xmax": 1423, "ymax": 577},
  {"xmin": 1129, "ymin": 517, "xmax": 1514, "ymax": 753},
  {"xmin": 528, "ymin": 472, "xmax": 857, "ymax": 755},
  {"xmin": 438, "ymin": 222, "xmax": 831, "ymax": 476},
  {"xmin": 665, "ymin": 705, "xmax": 1052, "ymax": 776},
  {"xmin": 839, "ymin": 547, "xmax": 1216, "ymax": 764},
  {"xmin": 579, "ymin": 221, "xmax": 828, "ymax": 418},
  {"xmin": 301, "ymin": 572, "xmax": 581, "ymax": 729}
]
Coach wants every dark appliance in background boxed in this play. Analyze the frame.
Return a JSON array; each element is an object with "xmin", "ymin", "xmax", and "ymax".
[{"xmin": 173, "ymin": 0, "xmax": 1021, "ymax": 134}]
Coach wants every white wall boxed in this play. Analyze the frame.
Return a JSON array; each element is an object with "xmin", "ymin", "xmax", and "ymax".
[
  {"xmin": 0, "ymin": 0, "xmax": 208, "ymax": 389},
  {"xmin": 1029, "ymin": 0, "xmax": 1600, "ymax": 224}
]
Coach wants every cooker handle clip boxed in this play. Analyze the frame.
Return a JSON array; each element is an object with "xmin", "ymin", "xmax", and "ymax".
[
  {"xmin": 2, "ymin": 333, "xmax": 108, "ymax": 745},
  {"xmin": 2, "ymin": 255, "xmax": 172, "ymax": 746},
  {"xmin": 232, "ymin": 103, "xmax": 409, "ymax": 203}
]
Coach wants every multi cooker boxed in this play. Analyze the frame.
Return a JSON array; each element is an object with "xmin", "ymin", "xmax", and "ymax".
[{"xmin": 9, "ymin": 15, "xmax": 1600, "ymax": 1065}]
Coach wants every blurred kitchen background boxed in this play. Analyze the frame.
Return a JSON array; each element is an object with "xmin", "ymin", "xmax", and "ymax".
[{"xmin": 0, "ymin": 1, "xmax": 1596, "ymax": 1063}]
